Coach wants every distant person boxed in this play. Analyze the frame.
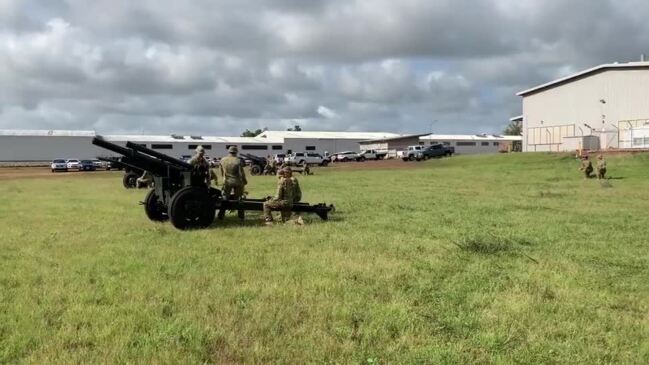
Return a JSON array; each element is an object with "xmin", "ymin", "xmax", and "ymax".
[
  {"xmin": 189, "ymin": 145, "xmax": 211, "ymax": 187},
  {"xmin": 263, "ymin": 167, "xmax": 297, "ymax": 225},
  {"xmin": 219, "ymin": 146, "xmax": 248, "ymax": 219},
  {"xmin": 136, "ymin": 170, "xmax": 153, "ymax": 188},
  {"xmin": 596, "ymin": 154, "xmax": 607, "ymax": 179},
  {"xmin": 579, "ymin": 155, "xmax": 594, "ymax": 179},
  {"xmin": 264, "ymin": 155, "xmax": 277, "ymax": 175},
  {"xmin": 301, "ymin": 161, "xmax": 312, "ymax": 175}
]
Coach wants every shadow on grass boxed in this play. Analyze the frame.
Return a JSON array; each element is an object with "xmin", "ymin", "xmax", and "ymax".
[
  {"xmin": 206, "ymin": 210, "xmax": 342, "ymax": 230},
  {"xmin": 453, "ymin": 233, "xmax": 537, "ymax": 258}
]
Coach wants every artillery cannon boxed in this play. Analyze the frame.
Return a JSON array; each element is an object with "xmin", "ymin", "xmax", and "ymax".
[
  {"xmin": 98, "ymin": 157, "xmax": 144, "ymax": 188},
  {"xmin": 240, "ymin": 153, "xmax": 270, "ymax": 176},
  {"xmin": 92, "ymin": 137, "xmax": 334, "ymax": 230}
]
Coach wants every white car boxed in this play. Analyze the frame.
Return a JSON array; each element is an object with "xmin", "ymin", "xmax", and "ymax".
[
  {"xmin": 285, "ymin": 152, "xmax": 328, "ymax": 166},
  {"xmin": 334, "ymin": 151, "xmax": 360, "ymax": 162},
  {"xmin": 51, "ymin": 159, "xmax": 68, "ymax": 172},
  {"xmin": 66, "ymin": 159, "xmax": 81, "ymax": 170}
]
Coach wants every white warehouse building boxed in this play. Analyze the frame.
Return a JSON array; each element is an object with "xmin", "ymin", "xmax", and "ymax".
[
  {"xmin": 518, "ymin": 61, "xmax": 649, "ymax": 152},
  {"xmin": 0, "ymin": 129, "xmax": 398, "ymax": 162}
]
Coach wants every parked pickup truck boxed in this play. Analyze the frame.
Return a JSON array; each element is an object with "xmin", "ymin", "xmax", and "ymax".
[
  {"xmin": 285, "ymin": 152, "xmax": 329, "ymax": 166},
  {"xmin": 398, "ymin": 144, "xmax": 454, "ymax": 161},
  {"xmin": 358, "ymin": 149, "xmax": 387, "ymax": 161}
]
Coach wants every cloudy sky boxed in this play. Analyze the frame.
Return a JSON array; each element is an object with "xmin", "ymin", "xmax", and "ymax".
[{"xmin": 1, "ymin": 0, "xmax": 648, "ymax": 136}]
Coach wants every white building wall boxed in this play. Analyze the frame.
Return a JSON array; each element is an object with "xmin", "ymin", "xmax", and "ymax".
[
  {"xmin": 282, "ymin": 138, "xmax": 364, "ymax": 155},
  {"xmin": 0, "ymin": 136, "xmax": 106, "ymax": 161},
  {"xmin": 522, "ymin": 69, "xmax": 649, "ymax": 152},
  {"xmin": 419, "ymin": 138, "xmax": 511, "ymax": 154}
]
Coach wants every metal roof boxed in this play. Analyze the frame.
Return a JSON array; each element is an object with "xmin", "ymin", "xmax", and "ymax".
[
  {"xmin": 102, "ymin": 135, "xmax": 283, "ymax": 144},
  {"xmin": 358, "ymin": 133, "xmax": 431, "ymax": 143},
  {"xmin": 257, "ymin": 130, "xmax": 400, "ymax": 140},
  {"xmin": 419, "ymin": 134, "xmax": 522, "ymax": 141},
  {"xmin": 0, "ymin": 130, "xmax": 96, "ymax": 137},
  {"xmin": 517, "ymin": 62, "xmax": 649, "ymax": 97}
]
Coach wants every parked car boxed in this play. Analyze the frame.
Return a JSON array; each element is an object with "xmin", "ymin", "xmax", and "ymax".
[
  {"xmin": 51, "ymin": 159, "xmax": 68, "ymax": 172},
  {"xmin": 358, "ymin": 149, "xmax": 386, "ymax": 161},
  {"xmin": 334, "ymin": 151, "xmax": 360, "ymax": 162},
  {"xmin": 79, "ymin": 160, "xmax": 97, "ymax": 171},
  {"xmin": 421, "ymin": 144, "xmax": 454, "ymax": 159},
  {"xmin": 285, "ymin": 152, "xmax": 329, "ymax": 166},
  {"xmin": 66, "ymin": 159, "xmax": 81, "ymax": 170},
  {"xmin": 398, "ymin": 144, "xmax": 454, "ymax": 161}
]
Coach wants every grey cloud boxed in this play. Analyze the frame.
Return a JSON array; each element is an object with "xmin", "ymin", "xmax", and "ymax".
[{"xmin": 2, "ymin": 0, "xmax": 649, "ymax": 136}]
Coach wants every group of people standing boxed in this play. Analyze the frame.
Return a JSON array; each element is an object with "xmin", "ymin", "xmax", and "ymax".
[
  {"xmin": 579, "ymin": 154, "xmax": 607, "ymax": 179},
  {"xmin": 189, "ymin": 145, "xmax": 302, "ymax": 225}
]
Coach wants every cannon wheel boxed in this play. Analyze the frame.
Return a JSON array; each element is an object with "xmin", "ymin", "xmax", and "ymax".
[
  {"xmin": 250, "ymin": 164, "xmax": 262, "ymax": 176},
  {"xmin": 168, "ymin": 187, "xmax": 215, "ymax": 230},
  {"xmin": 144, "ymin": 189, "xmax": 168, "ymax": 221},
  {"xmin": 123, "ymin": 172, "xmax": 138, "ymax": 189}
]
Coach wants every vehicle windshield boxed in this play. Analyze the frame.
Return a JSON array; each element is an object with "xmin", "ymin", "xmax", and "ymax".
[
  {"xmin": 53, "ymin": 159, "xmax": 66, "ymax": 163},
  {"xmin": 81, "ymin": 160, "xmax": 93, "ymax": 163}
]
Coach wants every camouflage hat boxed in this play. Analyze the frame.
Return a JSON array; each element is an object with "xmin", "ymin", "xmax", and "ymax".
[
  {"xmin": 196, "ymin": 145, "xmax": 205, "ymax": 153},
  {"xmin": 281, "ymin": 167, "xmax": 292, "ymax": 175},
  {"xmin": 228, "ymin": 146, "xmax": 238, "ymax": 154}
]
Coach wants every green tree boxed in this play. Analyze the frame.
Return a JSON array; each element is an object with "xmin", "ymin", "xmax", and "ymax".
[
  {"xmin": 240, "ymin": 128, "xmax": 267, "ymax": 137},
  {"xmin": 287, "ymin": 124, "xmax": 302, "ymax": 131},
  {"xmin": 504, "ymin": 120, "xmax": 522, "ymax": 135}
]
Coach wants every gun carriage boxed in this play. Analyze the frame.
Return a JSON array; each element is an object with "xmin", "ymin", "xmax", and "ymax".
[
  {"xmin": 92, "ymin": 137, "xmax": 334, "ymax": 230},
  {"xmin": 98, "ymin": 157, "xmax": 144, "ymax": 188},
  {"xmin": 239, "ymin": 153, "xmax": 269, "ymax": 176}
]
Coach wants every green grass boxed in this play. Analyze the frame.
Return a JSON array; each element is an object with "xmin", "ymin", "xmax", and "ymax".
[{"xmin": 1, "ymin": 153, "xmax": 648, "ymax": 364}]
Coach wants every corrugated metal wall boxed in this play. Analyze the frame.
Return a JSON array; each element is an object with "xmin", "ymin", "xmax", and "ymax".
[{"xmin": 522, "ymin": 69, "xmax": 649, "ymax": 151}]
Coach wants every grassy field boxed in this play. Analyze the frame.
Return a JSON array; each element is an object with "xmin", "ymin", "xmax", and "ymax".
[{"xmin": 1, "ymin": 153, "xmax": 648, "ymax": 364}]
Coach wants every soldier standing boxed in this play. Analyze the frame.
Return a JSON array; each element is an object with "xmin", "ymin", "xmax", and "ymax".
[
  {"xmin": 596, "ymin": 154, "xmax": 607, "ymax": 179},
  {"xmin": 263, "ymin": 167, "xmax": 297, "ymax": 225},
  {"xmin": 189, "ymin": 145, "xmax": 211, "ymax": 187},
  {"xmin": 579, "ymin": 155, "xmax": 594, "ymax": 179},
  {"xmin": 219, "ymin": 146, "xmax": 248, "ymax": 219}
]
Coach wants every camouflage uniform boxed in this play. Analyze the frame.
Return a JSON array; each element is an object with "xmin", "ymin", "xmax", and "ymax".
[
  {"xmin": 290, "ymin": 176, "xmax": 302, "ymax": 202},
  {"xmin": 596, "ymin": 155, "xmax": 607, "ymax": 179},
  {"xmin": 580, "ymin": 158, "xmax": 593, "ymax": 178},
  {"xmin": 263, "ymin": 168, "xmax": 296, "ymax": 222},
  {"xmin": 219, "ymin": 146, "xmax": 247, "ymax": 199},
  {"xmin": 189, "ymin": 146, "xmax": 211, "ymax": 187},
  {"xmin": 301, "ymin": 162, "xmax": 312, "ymax": 176}
]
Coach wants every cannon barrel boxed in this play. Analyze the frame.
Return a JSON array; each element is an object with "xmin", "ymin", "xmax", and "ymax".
[
  {"xmin": 92, "ymin": 137, "xmax": 179, "ymax": 176},
  {"xmin": 126, "ymin": 141, "xmax": 192, "ymax": 170},
  {"xmin": 240, "ymin": 153, "xmax": 267, "ymax": 164}
]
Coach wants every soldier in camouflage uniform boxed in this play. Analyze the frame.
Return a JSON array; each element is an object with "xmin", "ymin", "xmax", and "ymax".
[
  {"xmin": 264, "ymin": 155, "xmax": 277, "ymax": 175},
  {"xmin": 596, "ymin": 154, "xmax": 607, "ymax": 179},
  {"xmin": 219, "ymin": 146, "xmax": 248, "ymax": 219},
  {"xmin": 263, "ymin": 167, "xmax": 300, "ymax": 224},
  {"xmin": 189, "ymin": 145, "xmax": 211, "ymax": 187},
  {"xmin": 579, "ymin": 155, "xmax": 594, "ymax": 179}
]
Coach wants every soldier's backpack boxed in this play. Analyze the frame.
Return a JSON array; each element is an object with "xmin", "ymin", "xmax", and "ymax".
[{"xmin": 291, "ymin": 177, "xmax": 302, "ymax": 203}]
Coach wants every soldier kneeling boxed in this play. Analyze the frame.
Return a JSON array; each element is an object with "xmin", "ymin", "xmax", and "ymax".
[{"xmin": 263, "ymin": 167, "xmax": 302, "ymax": 225}]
